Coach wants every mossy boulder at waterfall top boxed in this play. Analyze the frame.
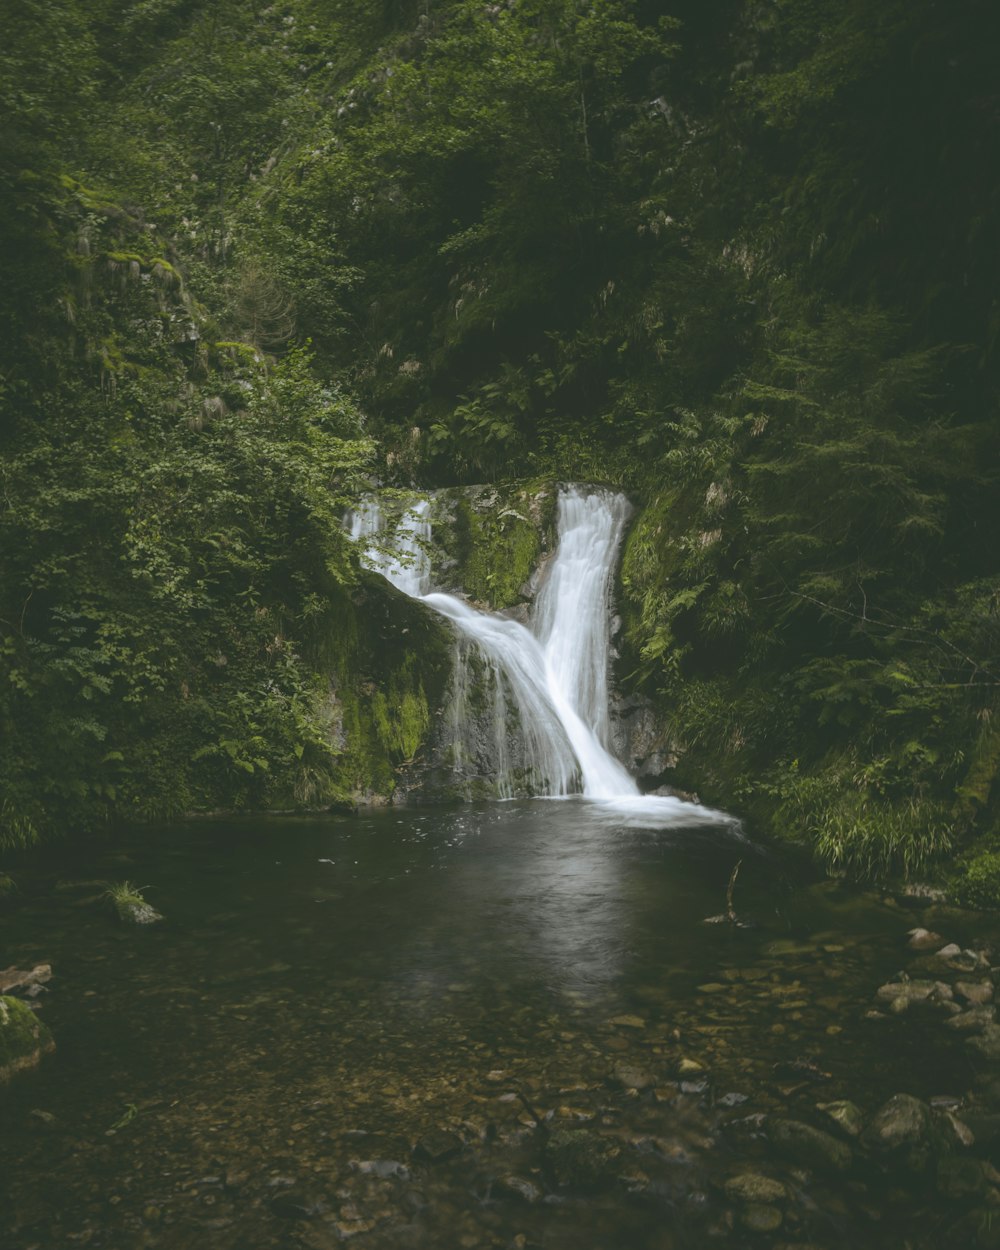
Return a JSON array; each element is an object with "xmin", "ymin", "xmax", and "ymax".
[{"xmin": 0, "ymin": 996, "xmax": 55, "ymax": 1082}]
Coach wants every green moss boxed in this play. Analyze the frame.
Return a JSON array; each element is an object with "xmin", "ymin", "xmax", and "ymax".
[
  {"xmin": 437, "ymin": 483, "xmax": 555, "ymax": 609},
  {"xmin": 0, "ymin": 996, "xmax": 54, "ymax": 1082},
  {"xmin": 0, "ymin": 873, "xmax": 15, "ymax": 899},
  {"xmin": 310, "ymin": 575, "xmax": 453, "ymax": 803}
]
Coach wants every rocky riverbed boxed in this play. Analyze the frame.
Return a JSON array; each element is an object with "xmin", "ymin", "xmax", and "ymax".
[{"xmin": 3, "ymin": 805, "xmax": 1000, "ymax": 1249}]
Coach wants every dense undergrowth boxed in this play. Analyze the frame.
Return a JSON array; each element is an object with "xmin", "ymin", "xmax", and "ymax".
[{"xmin": 1, "ymin": 0, "xmax": 998, "ymax": 894}]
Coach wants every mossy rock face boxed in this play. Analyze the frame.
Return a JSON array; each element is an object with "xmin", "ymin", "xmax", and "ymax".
[
  {"xmin": 0, "ymin": 996, "xmax": 55, "ymax": 1082},
  {"xmin": 432, "ymin": 482, "xmax": 558, "ymax": 610}
]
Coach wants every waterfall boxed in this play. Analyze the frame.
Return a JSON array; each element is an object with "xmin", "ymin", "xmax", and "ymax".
[{"xmin": 347, "ymin": 486, "xmax": 722, "ymax": 824}]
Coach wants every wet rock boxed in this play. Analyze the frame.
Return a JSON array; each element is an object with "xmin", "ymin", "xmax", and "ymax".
[
  {"xmin": 350, "ymin": 1159, "xmax": 409, "ymax": 1180},
  {"xmin": 677, "ymin": 1058, "xmax": 705, "ymax": 1076},
  {"xmin": 876, "ymin": 979, "xmax": 952, "ymax": 1011},
  {"xmin": 495, "ymin": 1174, "xmax": 542, "ymax": 1203},
  {"xmin": 607, "ymin": 1014, "xmax": 646, "ymax": 1030},
  {"xmin": 908, "ymin": 929, "xmax": 943, "ymax": 950},
  {"xmin": 938, "ymin": 944, "xmax": 963, "ymax": 959},
  {"xmin": 0, "ymin": 964, "xmax": 52, "ymax": 994},
  {"xmin": 0, "ymin": 996, "xmax": 55, "ymax": 1081},
  {"xmin": 768, "ymin": 1119, "xmax": 852, "ymax": 1174},
  {"xmin": 957, "ymin": 981, "xmax": 995, "ymax": 1006},
  {"xmin": 546, "ymin": 1128, "xmax": 621, "ymax": 1188},
  {"xmin": 946, "ymin": 1005, "xmax": 996, "ymax": 1032},
  {"xmin": 415, "ymin": 1130, "xmax": 463, "ymax": 1163},
  {"xmin": 772, "ymin": 1058, "xmax": 831, "ymax": 1083},
  {"xmin": 740, "ymin": 1204, "xmax": 783, "ymax": 1233},
  {"xmin": 724, "ymin": 1173, "xmax": 787, "ymax": 1203},
  {"xmin": 934, "ymin": 1110, "xmax": 976, "ymax": 1150},
  {"xmin": 816, "ymin": 1100, "xmax": 865, "ymax": 1139},
  {"xmin": 937, "ymin": 1156, "xmax": 988, "ymax": 1200},
  {"xmin": 862, "ymin": 1094, "xmax": 935, "ymax": 1171},
  {"xmin": 612, "ymin": 1063, "xmax": 655, "ymax": 1091},
  {"xmin": 116, "ymin": 900, "xmax": 164, "ymax": 926}
]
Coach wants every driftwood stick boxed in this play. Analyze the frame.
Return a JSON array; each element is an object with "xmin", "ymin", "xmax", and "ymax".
[{"xmin": 726, "ymin": 860, "xmax": 743, "ymax": 924}]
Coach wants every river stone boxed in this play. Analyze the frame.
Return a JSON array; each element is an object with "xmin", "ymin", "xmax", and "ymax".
[
  {"xmin": 608, "ymin": 1014, "xmax": 646, "ymax": 1030},
  {"xmin": 908, "ymin": 928, "xmax": 943, "ymax": 950},
  {"xmin": 816, "ymin": 1100, "xmax": 865, "ymax": 1138},
  {"xmin": 115, "ymin": 899, "xmax": 164, "ymax": 926},
  {"xmin": 612, "ymin": 1063, "xmax": 655, "ymax": 1090},
  {"xmin": 768, "ymin": 1119, "xmax": 852, "ymax": 1174},
  {"xmin": 495, "ymin": 1174, "xmax": 542, "ymax": 1203},
  {"xmin": 862, "ymin": 1094, "xmax": 935, "ymax": 1171},
  {"xmin": 934, "ymin": 1110, "xmax": 976, "ymax": 1150},
  {"xmin": 946, "ymin": 1005, "xmax": 996, "ymax": 1031},
  {"xmin": 0, "ymin": 997, "xmax": 55, "ymax": 1082},
  {"xmin": 957, "ymin": 981, "xmax": 995, "ymax": 1006},
  {"xmin": 876, "ymin": 979, "xmax": 938, "ymax": 1006},
  {"xmin": 546, "ymin": 1128, "xmax": 621, "ymax": 1188},
  {"xmin": 724, "ymin": 1173, "xmax": 787, "ymax": 1203},
  {"xmin": 740, "ymin": 1203, "xmax": 783, "ymax": 1233},
  {"xmin": 937, "ymin": 1156, "xmax": 987, "ymax": 1200}
]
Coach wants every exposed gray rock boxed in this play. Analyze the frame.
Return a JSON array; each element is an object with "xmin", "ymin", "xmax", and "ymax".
[{"xmin": 908, "ymin": 928, "xmax": 943, "ymax": 950}]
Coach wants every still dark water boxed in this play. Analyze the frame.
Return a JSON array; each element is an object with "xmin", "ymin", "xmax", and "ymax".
[{"xmin": 0, "ymin": 803, "xmax": 992, "ymax": 1248}]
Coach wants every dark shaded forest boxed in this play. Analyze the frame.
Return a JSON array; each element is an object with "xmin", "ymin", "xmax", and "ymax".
[{"xmin": 2, "ymin": 0, "xmax": 998, "ymax": 896}]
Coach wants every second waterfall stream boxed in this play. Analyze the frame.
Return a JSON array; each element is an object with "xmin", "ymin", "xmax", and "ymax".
[{"xmin": 351, "ymin": 486, "xmax": 723, "ymax": 826}]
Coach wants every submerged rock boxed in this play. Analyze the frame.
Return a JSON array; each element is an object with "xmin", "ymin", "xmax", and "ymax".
[
  {"xmin": 740, "ymin": 1203, "xmax": 783, "ymax": 1233},
  {"xmin": 415, "ymin": 1130, "xmax": 463, "ymax": 1163},
  {"xmin": 0, "ymin": 996, "xmax": 55, "ymax": 1082},
  {"xmin": 724, "ymin": 1172, "xmax": 787, "ymax": 1203},
  {"xmin": 768, "ymin": 1119, "xmax": 852, "ymax": 1174},
  {"xmin": 546, "ymin": 1128, "xmax": 621, "ymax": 1188},
  {"xmin": 816, "ymin": 1100, "xmax": 865, "ymax": 1139}
]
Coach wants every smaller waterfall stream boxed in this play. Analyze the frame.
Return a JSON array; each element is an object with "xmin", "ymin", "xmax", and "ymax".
[{"xmin": 349, "ymin": 486, "xmax": 723, "ymax": 825}]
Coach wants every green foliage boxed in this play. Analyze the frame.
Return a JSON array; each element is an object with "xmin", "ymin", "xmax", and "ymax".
[
  {"xmin": 951, "ymin": 844, "xmax": 1000, "ymax": 911},
  {"xmin": 0, "ymin": 0, "xmax": 997, "ymax": 888},
  {"xmin": 102, "ymin": 880, "xmax": 148, "ymax": 909}
]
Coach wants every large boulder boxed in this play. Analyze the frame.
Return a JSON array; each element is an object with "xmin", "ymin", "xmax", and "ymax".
[
  {"xmin": 0, "ymin": 996, "xmax": 54, "ymax": 1081},
  {"xmin": 862, "ymin": 1094, "xmax": 937, "ymax": 1172}
]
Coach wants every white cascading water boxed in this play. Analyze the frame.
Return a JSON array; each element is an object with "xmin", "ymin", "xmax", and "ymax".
[{"xmin": 347, "ymin": 486, "xmax": 721, "ymax": 824}]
